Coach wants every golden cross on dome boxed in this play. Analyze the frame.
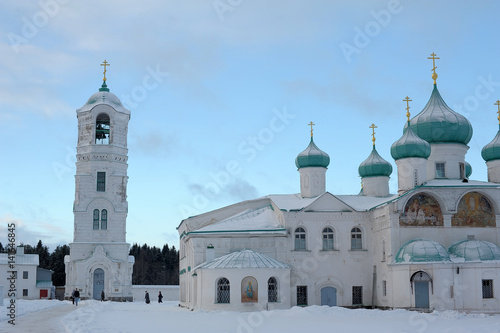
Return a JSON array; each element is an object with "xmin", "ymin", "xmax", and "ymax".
[
  {"xmin": 495, "ymin": 100, "xmax": 500, "ymax": 124},
  {"xmin": 427, "ymin": 52, "xmax": 439, "ymax": 84},
  {"xmin": 369, "ymin": 123, "xmax": 377, "ymax": 146},
  {"xmin": 308, "ymin": 121, "xmax": 315, "ymax": 137},
  {"xmin": 101, "ymin": 60, "xmax": 110, "ymax": 82},
  {"xmin": 403, "ymin": 96, "xmax": 412, "ymax": 121}
]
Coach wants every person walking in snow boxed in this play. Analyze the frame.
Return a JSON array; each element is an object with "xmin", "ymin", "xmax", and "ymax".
[
  {"xmin": 74, "ymin": 289, "xmax": 80, "ymax": 306},
  {"xmin": 158, "ymin": 291, "xmax": 163, "ymax": 303},
  {"xmin": 71, "ymin": 289, "xmax": 76, "ymax": 305},
  {"xmin": 145, "ymin": 291, "xmax": 150, "ymax": 304},
  {"xmin": 101, "ymin": 289, "xmax": 105, "ymax": 302}
]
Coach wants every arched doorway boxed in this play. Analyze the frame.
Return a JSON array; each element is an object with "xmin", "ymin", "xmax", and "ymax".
[
  {"xmin": 411, "ymin": 271, "xmax": 431, "ymax": 308},
  {"xmin": 93, "ymin": 268, "xmax": 105, "ymax": 300},
  {"xmin": 320, "ymin": 286, "xmax": 337, "ymax": 306}
]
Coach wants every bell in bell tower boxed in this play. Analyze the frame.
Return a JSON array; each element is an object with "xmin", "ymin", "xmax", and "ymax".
[{"xmin": 65, "ymin": 61, "xmax": 135, "ymax": 301}]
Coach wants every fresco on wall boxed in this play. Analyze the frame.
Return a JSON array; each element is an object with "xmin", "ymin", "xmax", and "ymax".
[
  {"xmin": 241, "ymin": 276, "xmax": 258, "ymax": 303},
  {"xmin": 400, "ymin": 193, "xmax": 443, "ymax": 226},
  {"xmin": 452, "ymin": 192, "xmax": 496, "ymax": 227}
]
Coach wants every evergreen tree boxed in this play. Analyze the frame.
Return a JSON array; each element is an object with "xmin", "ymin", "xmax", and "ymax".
[{"xmin": 50, "ymin": 245, "xmax": 70, "ymax": 286}]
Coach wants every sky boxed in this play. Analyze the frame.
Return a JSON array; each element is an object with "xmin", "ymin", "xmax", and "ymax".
[{"xmin": 1, "ymin": 0, "xmax": 500, "ymax": 251}]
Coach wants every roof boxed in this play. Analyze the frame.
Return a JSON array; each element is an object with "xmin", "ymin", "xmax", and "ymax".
[
  {"xmin": 295, "ymin": 137, "xmax": 330, "ymax": 169},
  {"xmin": 77, "ymin": 83, "xmax": 131, "ymax": 115},
  {"xmin": 449, "ymin": 240, "xmax": 500, "ymax": 262},
  {"xmin": 407, "ymin": 84, "xmax": 473, "ymax": 144},
  {"xmin": 194, "ymin": 205, "xmax": 284, "ymax": 233},
  {"xmin": 395, "ymin": 239, "xmax": 450, "ymax": 264},
  {"xmin": 481, "ymin": 128, "xmax": 500, "ymax": 162},
  {"xmin": 0, "ymin": 253, "xmax": 39, "ymax": 265},
  {"xmin": 358, "ymin": 146, "xmax": 392, "ymax": 178},
  {"xmin": 391, "ymin": 124, "xmax": 431, "ymax": 160},
  {"xmin": 195, "ymin": 249, "xmax": 290, "ymax": 270}
]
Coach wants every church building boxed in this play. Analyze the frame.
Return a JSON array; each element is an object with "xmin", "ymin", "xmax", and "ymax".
[
  {"xmin": 65, "ymin": 62, "xmax": 134, "ymax": 301},
  {"xmin": 177, "ymin": 54, "xmax": 500, "ymax": 312}
]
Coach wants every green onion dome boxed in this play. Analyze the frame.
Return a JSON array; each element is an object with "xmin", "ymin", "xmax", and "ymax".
[
  {"xmin": 465, "ymin": 161, "xmax": 472, "ymax": 178},
  {"xmin": 391, "ymin": 123, "xmax": 431, "ymax": 160},
  {"xmin": 395, "ymin": 239, "xmax": 450, "ymax": 263},
  {"xmin": 295, "ymin": 137, "xmax": 330, "ymax": 169},
  {"xmin": 358, "ymin": 146, "xmax": 393, "ymax": 177},
  {"xmin": 406, "ymin": 85, "xmax": 472, "ymax": 144},
  {"xmin": 481, "ymin": 127, "xmax": 500, "ymax": 162},
  {"xmin": 449, "ymin": 240, "xmax": 500, "ymax": 262}
]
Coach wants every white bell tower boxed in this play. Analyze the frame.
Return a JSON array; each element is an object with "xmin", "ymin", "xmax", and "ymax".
[{"xmin": 65, "ymin": 61, "xmax": 134, "ymax": 301}]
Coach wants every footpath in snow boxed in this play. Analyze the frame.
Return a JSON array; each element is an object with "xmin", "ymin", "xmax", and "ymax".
[{"xmin": 1, "ymin": 299, "xmax": 500, "ymax": 333}]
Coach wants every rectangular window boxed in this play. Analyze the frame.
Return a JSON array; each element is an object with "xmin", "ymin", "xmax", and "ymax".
[
  {"xmin": 97, "ymin": 172, "xmax": 106, "ymax": 192},
  {"xmin": 351, "ymin": 234, "xmax": 362, "ymax": 250},
  {"xmin": 459, "ymin": 162, "xmax": 465, "ymax": 179},
  {"xmin": 295, "ymin": 234, "xmax": 306, "ymax": 250},
  {"xmin": 382, "ymin": 281, "xmax": 387, "ymax": 297},
  {"xmin": 23, "ymin": 271, "xmax": 28, "ymax": 279},
  {"xmin": 352, "ymin": 286, "xmax": 363, "ymax": 305},
  {"xmin": 23, "ymin": 289, "xmax": 28, "ymax": 297},
  {"xmin": 483, "ymin": 279, "xmax": 494, "ymax": 299},
  {"xmin": 297, "ymin": 286, "xmax": 308, "ymax": 306},
  {"xmin": 435, "ymin": 162, "xmax": 445, "ymax": 178},
  {"xmin": 93, "ymin": 209, "xmax": 100, "ymax": 230}
]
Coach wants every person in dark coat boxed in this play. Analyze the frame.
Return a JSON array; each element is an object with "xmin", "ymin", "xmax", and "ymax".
[
  {"xmin": 158, "ymin": 291, "xmax": 163, "ymax": 303},
  {"xmin": 101, "ymin": 289, "xmax": 105, "ymax": 302},
  {"xmin": 74, "ymin": 289, "xmax": 80, "ymax": 306},
  {"xmin": 71, "ymin": 289, "xmax": 75, "ymax": 305},
  {"xmin": 145, "ymin": 291, "xmax": 150, "ymax": 304}
]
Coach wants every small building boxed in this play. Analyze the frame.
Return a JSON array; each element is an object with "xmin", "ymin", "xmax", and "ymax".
[{"xmin": 0, "ymin": 246, "xmax": 53, "ymax": 299}]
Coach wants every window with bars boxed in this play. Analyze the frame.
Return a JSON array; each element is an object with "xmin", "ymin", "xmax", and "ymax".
[
  {"xmin": 97, "ymin": 172, "xmax": 106, "ymax": 192},
  {"xmin": 93, "ymin": 209, "xmax": 100, "ymax": 230},
  {"xmin": 382, "ymin": 280, "xmax": 387, "ymax": 297},
  {"xmin": 352, "ymin": 286, "xmax": 363, "ymax": 305},
  {"xmin": 297, "ymin": 286, "xmax": 308, "ymax": 306},
  {"xmin": 482, "ymin": 279, "xmax": 493, "ymax": 299},
  {"xmin": 435, "ymin": 162, "xmax": 445, "ymax": 178},
  {"xmin": 294, "ymin": 227, "xmax": 306, "ymax": 250},
  {"xmin": 216, "ymin": 278, "xmax": 230, "ymax": 303},
  {"xmin": 322, "ymin": 227, "xmax": 334, "ymax": 250},
  {"xmin": 101, "ymin": 209, "xmax": 107, "ymax": 230},
  {"xmin": 351, "ymin": 227, "xmax": 362, "ymax": 250},
  {"xmin": 268, "ymin": 277, "xmax": 278, "ymax": 303}
]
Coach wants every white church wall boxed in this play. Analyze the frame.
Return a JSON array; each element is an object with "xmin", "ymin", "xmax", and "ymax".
[{"xmin": 195, "ymin": 267, "xmax": 290, "ymax": 311}]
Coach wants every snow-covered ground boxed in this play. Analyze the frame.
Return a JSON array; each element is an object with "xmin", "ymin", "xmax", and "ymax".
[{"xmin": 1, "ymin": 299, "xmax": 500, "ymax": 332}]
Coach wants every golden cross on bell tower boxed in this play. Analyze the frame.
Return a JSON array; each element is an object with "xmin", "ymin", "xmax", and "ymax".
[
  {"xmin": 369, "ymin": 123, "xmax": 377, "ymax": 146},
  {"xmin": 308, "ymin": 121, "xmax": 315, "ymax": 137},
  {"xmin": 403, "ymin": 96, "xmax": 412, "ymax": 121},
  {"xmin": 495, "ymin": 100, "xmax": 500, "ymax": 125},
  {"xmin": 101, "ymin": 60, "xmax": 110, "ymax": 82},
  {"xmin": 427, "ymin": 52, "xmax": 440, "ymax": 84}
]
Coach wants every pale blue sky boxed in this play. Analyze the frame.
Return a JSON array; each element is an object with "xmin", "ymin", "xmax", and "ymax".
[{"xmin": 1, "ymin": 0, "xmax": 499, "ymax": 251}]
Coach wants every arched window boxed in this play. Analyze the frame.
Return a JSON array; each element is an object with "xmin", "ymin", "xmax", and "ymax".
[
  {"xmin": 95, "ymin": 113, "xmax": 110, "ymax": 144},
  {"xmin": 93, "ymin": 209, "xmax": 100, "ymax": 230},
  {"xmin": 268, "ymin": 277, "xmax": 278, "ymax": 303},
  {"xmin": 216, "ymin": 278, "xmax": 230, "ymax": 303},
  {"xmin": 322, "ymin": 227, "xmax": 334, "ymax": 250},
  {"xmin": 294, "ymin": 227, "xmax": 306, "ymax": 250},
  {"xmin": 101, "ymin": 209, "xmax": 107, "ymax": 230},
  {"xmin": 351, "ymin": 227, "xmax": 362, "ymax": 250}
]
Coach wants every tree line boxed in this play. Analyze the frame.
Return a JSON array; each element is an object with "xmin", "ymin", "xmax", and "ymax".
[{"xmin": 0, "ymin": 240, "xmax": 179, "ymax": 286}]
